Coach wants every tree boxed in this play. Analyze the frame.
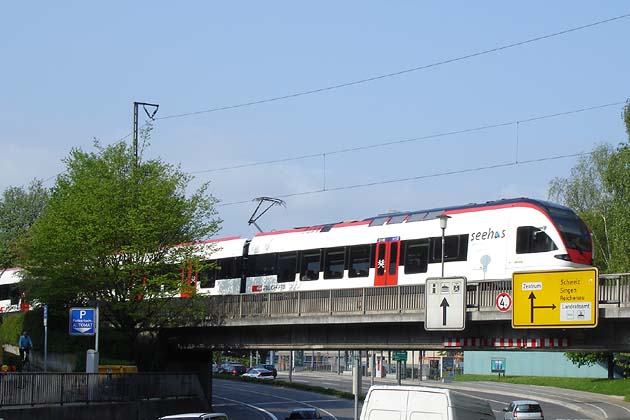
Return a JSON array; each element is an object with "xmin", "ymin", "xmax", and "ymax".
[
  {"xmin": 551, "ymin": 100, "xmax": 630, "ymax": 379},
  {"xmin": 603, "ymin": 101, "xmax": 630, "ymax": 272},
  {"xmin": 19, "ymin": 138, "xmax": 221, "ymax": 344},
  {"xmin": 0, "ymin": 179, "xmax": 49, "ymax": 269},
  {"xmin": 548, "ymin": 144, "xmax": 614, "ymax": 271}
]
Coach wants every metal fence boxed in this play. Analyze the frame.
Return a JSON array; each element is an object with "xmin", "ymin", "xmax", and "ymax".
[
  {"xmin": 209, "ymin": 274, "xmax": 630, "ymax": 320},
  {"xmin": 0, "ymin": 372, "xmax": 203, "ymax": 407}
]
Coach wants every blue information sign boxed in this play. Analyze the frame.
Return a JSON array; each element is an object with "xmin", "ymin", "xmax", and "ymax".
[{"xmin": 69, "ymin": 307, "xmax": 96, "ymax": 336}]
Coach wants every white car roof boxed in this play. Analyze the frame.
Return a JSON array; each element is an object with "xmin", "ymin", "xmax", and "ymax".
[{"xmin": 159, "ymin": 414, "xmax": 228, "ymax": 419}]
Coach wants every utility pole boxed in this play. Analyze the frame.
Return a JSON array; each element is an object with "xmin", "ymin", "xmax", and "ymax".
[{"xmin": 132, "ymin": 102, "xmax": 159, "ymax": 167}]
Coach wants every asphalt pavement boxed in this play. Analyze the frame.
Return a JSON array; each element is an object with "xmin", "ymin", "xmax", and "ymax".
[{"xmin": 274, "ymin": 370, "xmax": 630, "ymax": 420}]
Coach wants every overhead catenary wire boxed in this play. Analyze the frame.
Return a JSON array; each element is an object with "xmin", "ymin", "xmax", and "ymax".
[
  {"xmin": 189, "ymin": 101, "xmax": 625, "ymax": 174},
  {"xmin": 216, "ymin": 150, "xmax": 598, "ymax": 207},
  {"xmin": 154, "ymin": 13, "xmax": 630, "ymax": 122}
]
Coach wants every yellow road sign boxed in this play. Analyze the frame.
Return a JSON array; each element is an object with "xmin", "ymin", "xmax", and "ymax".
[{"xmin": 512, "ymin": 268, "xmax": 598, "ymax": 329}]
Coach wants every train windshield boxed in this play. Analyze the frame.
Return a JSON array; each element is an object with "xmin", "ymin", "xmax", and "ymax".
[{"xmin": 545, "ymin": 206, "xmax": 591, "ymax": 252}]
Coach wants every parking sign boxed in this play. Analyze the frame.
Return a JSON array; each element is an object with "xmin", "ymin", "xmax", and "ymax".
[{"xmin": 69, "ymin": 307, "xmax": 96, "ymax": 336}]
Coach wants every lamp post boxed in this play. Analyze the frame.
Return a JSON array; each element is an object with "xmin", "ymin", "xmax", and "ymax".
[{"xmin": 437, "ymin": 213, "xmax": 451, "ymax": 277}]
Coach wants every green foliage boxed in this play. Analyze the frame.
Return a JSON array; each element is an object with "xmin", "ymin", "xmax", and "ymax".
[
  {"xmin": 0, "ymin": 179, "xmax": 49, "ymax": 269},
  {"xmin": 548, "ymin": 101, "xmax": 630, "ymax": 378},
  {"xmin": 604, "ymin": 143, "xmax": 630, "ymax": 272},
  {"xmin": 564, "ymin": 352, "xmax": 609, "ymax": 368},
  {"xmin": 454, "ymin": 374, "xmax": 629, "ymax": 397},
  {"xmin": 548, "ymin": 100, "xmax": 630, "ymax": 273},
  {"xmin": 0, "ymin": 312, "xmax": 27, "ymax": 347},
  {"xmin": 18, "ymin": 136, "xmax": 221, "ymax": 343},
  {"xmin": 548, "ymin": 143, "xmax": 614, "ymax": 271}
]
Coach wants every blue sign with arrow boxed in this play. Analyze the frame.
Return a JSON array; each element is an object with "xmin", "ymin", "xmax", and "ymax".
[{"xmin": 69, "ymin": 307, "xmax": 96, "ymax": 336}]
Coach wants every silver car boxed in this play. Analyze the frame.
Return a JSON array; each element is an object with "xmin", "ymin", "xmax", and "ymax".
[{"xmin": 503, "ymin": 400, "xmax": 544, "ymax": 420}]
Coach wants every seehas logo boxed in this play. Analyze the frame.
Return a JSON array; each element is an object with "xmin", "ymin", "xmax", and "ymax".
[{"xmin": 470, "ymin": 228, "xmax": 506, "ymax": 241}]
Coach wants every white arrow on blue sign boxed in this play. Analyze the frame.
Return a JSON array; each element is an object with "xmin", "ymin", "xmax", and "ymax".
[{"xmin": 69, "ymin": 307, "xmax": 96, "ymax": 336}]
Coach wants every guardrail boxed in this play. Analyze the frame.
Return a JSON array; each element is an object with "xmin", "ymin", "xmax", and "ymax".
[
  {"xmin": 0, "ymin": 372, "xmax": 203, "ymax": 407},
  {"xmin": 207, "ymin": 274, "xmax": 630, "ymax": 320}
]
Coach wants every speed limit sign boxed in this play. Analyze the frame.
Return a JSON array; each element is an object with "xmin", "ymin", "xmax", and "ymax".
[{"xmin": 495, "ymin": 292, "xmax": 512, "ymax": 312}]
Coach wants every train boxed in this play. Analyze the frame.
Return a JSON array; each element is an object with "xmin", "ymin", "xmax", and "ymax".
[
  {"xmin": 0, "ymin": 197, "xmax": 593, "ymax": 311},
  {"xmin": 191, "ymin": 197, "xmax": 592, "ymax": 295}
]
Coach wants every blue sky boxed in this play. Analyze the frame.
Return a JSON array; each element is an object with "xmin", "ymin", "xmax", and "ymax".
[{"xmin": 1, "ymin": 2, "xmax": 629, "ymax": 238}]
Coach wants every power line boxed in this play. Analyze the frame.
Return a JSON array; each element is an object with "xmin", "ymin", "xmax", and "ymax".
[
  {"xmin": 156, "ymin": 13, "xmax": 629, "ymax": 121},
  {"xmin": 190, "ymin": 100, "xmax": 625, "ymax": 174},
  {"xmin": 216, "ymin": 150, "xmax": 597, "ymax": 207}
]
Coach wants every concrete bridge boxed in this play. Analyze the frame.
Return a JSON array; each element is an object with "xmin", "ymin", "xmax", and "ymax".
[{"xmin": 164, "ymin": 274, "xmax": 630, "ymax": 352}]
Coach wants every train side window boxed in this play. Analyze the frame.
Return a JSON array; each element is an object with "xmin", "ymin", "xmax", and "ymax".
[
  {"xmin": 248, "ymin": 253, "xmax": 277, "ymax": 276},
  {"xmin": 349, "ymin": 244, "xmax": 371, "ymax": 278},
  {"xmin": 430, "ymin": 234, "xmax": 469, "ymax": 263},
  {"xmin": 404, "ymin": 239, "xmax": 429, "ymax": 274},
  {"xmin": 324, "ymin": 247, "xmax": 345, "ymax": 279},
  {"xmin": 217, "ymin": 257, "xmax": 242, "ymax": 280},
  {"xmin": 198, "ymin": 261, "xmax": 218, "ymax": 288},
  {"xmin": 516, "ymin": 226, "xmax": 558, "ymax": 254},
  {"xmin": 376, "ymin": 243, "xmax": 386, "ymax": 276},
  {"xmin": 389, "ymin": 242, "xmax": 399, "ymax": 275},
  {"xmin": 300, "ymin": 250, "xmax": 321, "ymax": 281},
  {"xmin": 369, "ymin": 216, "xmax": 389, "ymax": 227},
  {"xmin": 277, "ymin": 252, "xmax": 297, "ymax": 283}
]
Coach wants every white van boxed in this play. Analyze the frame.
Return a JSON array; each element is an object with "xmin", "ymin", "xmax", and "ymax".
[{"xmin": 360, "ymin": 385, "xmax": 495, "ymax": 420}]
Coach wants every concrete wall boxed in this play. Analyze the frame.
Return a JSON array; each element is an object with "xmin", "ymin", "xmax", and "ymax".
[
  {"xmin": 0, "ymin": 397, "xmax": 207, "ymax": 420},
  {"xmin": 463, "ymin": 350, "xmax": 609, "ymax": 378}
]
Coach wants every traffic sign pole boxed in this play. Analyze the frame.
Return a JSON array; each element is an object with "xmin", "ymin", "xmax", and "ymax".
[
  {"xmin": 95, "ymin": 304, "xmax": 99, "ymax": 353},
  {"xmin": 43, "ymin": 304, "xmax": 48, "ymax": 372}
]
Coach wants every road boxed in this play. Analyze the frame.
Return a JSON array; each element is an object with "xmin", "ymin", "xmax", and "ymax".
[{"xmin": 212, "ymin": 371, "xmax": 630, "ymax": 420}]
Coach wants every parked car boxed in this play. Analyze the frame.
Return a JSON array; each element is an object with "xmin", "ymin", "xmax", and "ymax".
[
  {"xmin": 285, "ymin": 408, "xmax": 322, "ymax": 419},
  {"xmin": 218, "ymin": 363, "xmax": 247, "ymax": 376},
  {"xmin": 254, "ymin": 364, "xmax": 278, "ymax": 378},
  {"xmin": 242, "ymin": 368, "xmax": 275, "ymax": 380},
  {"xmin": 158, "ymin": 413, "xmax": 229, "ymax": 420},
  {"xmin": 503, "ymin": 400, "xmax": 544, "ymax": 420}
]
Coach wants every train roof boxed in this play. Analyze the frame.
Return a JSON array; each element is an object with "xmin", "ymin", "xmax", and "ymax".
[
  {"xmin": 366, "ymin": 197, "xmax": 574, "ymax": 221},
  {"xmin": 256, "ymin": 197, "xmax": 574, "ymax": 237}
]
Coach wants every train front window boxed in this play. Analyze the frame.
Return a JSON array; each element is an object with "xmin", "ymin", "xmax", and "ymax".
[
  {"xmin": 550, "ymin": 215, "xmax": 591, "ymax": 252},
  {"xmin": 516, "ymin": 226, "xmax": 558, "ymax": 254}
]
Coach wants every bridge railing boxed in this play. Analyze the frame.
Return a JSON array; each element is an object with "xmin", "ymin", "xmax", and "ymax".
[
  {"xmin": 210, "ymin": 274, "xmax": 630, "ymax": 320},
  {"xmin": 0, "ymin": 372, "xmax": 203, "ymax": 407}
]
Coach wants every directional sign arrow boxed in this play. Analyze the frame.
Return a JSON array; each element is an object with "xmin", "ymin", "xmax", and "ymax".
[
  {"xmin": 528, "ymin": 292, "xmax": 557, "ymax": 323},
  {"xmin": 440, "ymin": 298, "xmax": 449, "ymax": 326}
]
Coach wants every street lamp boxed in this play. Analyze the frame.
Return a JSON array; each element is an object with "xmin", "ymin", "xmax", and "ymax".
[{"xmin": 437, "ymin": 213, "xmax": 451, "ymax": 277}]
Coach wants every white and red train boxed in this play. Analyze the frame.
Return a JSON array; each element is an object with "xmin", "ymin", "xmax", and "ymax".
[
  {"xmin": 0, "ymin": 197, "xmax": 593, "ymax": 310},
  {"xmin": 190, "ymin": 197, "xmax": 592, "ymax": 295}
]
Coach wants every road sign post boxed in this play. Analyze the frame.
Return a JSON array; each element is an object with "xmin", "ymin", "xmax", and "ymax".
[
  {"xmin": 512, "ymin": 268, "xmax": 598, "ymax": 329},
  {"xmin": 425, "ymin": 277, "xmax": 466, "ymax": 331}
]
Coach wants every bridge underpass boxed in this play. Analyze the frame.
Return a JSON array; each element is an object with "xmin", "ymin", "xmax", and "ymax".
[{"xmin": 162, "ymin": 275, "xmax": 630, "ymax": 353}]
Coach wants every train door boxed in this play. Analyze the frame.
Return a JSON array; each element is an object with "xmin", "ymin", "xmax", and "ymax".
[{"xmin": 374, "ymin": 237, "xmax": 401, "ymax": 286}]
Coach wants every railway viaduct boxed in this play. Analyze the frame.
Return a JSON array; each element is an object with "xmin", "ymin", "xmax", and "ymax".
[{"xmin": 163, "ymin": 274, "xmax": 630, "ymax": 353}]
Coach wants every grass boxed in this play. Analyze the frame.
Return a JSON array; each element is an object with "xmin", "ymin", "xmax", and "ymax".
[
  {"xmin": 453, "ymin": 374, "xmax": 630, "ymax": 401},
  {"xmin": 213, "ymin": 373, "xmax": 358, "ymax": 400}
]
